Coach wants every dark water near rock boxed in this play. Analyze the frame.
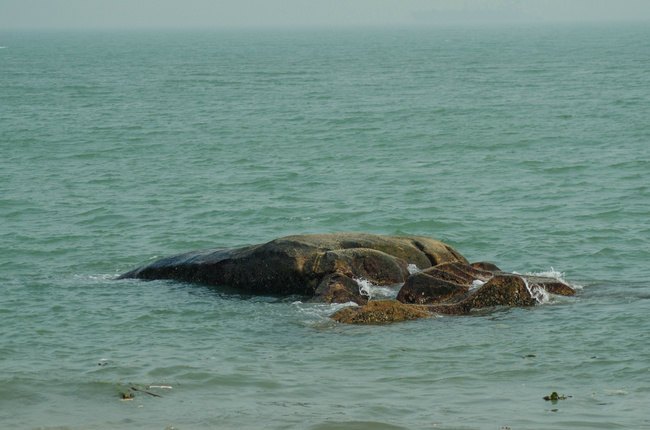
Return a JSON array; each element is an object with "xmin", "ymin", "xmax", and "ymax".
[{"xmin": 1, "ymin": 24, "xmax": 649, "ymax": 429}]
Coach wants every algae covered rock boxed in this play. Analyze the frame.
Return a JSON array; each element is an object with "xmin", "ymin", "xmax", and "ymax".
[
  {"xmin": 333, "ymin": 266, "xmax": 578, "ymax": 323},
  {"xmin": 465, "ymin": 274, "xmax": 537, "ymax": 308},
  {"xmin": 331, "ymin": 300, "xmax": 432, "ymax": 324}
]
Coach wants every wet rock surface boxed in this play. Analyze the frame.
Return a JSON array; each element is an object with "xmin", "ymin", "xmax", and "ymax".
[
  {"xmin": 312, "ymin": 273, "xmax": 369, "ymax": 306},
  {"xmin": 331, "ymin": 300, "xmax": 431, "ymax": 324},
  {"xmin": 119, "ymin": 233, "xmax": 577, "ymax": 324},
  {"xmin": 119, "ymin": 233, "xmax": 466, "ymax": 297},
  {"xmin": 396, "ymin": 271, "xmax": 469, "ymax": 305}
]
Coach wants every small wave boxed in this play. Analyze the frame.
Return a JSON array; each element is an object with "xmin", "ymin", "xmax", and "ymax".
[
  {"xmin": 512, "ymin": 267, "xmax": 582, "ymax": 303},
  {"xmin": 73, "ymin": 273, "xmax": 120, "ymax": 283},
  {"xmin": 291, "ymin": 300, "xmax": 358, "ymax": 325},
  {"xmin": 524, "ymin": 267, "xmax": 564, "ymax": 280}
]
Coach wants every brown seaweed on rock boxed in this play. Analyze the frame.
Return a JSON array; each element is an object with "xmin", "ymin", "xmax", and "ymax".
[{"xmin": 331, "ymin": 300, "xmax": 432, "ymax": 324}]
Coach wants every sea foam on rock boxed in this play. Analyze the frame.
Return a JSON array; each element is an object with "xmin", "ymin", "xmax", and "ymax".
[{"xmin": 119, "ymin": 233, "xmax": 576, "ymax": 324}]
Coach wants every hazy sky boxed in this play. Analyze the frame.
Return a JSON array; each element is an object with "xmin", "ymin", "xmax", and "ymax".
[{"xmin": 1, "ymin": 0, "xmax": 649, "ymax": 29}]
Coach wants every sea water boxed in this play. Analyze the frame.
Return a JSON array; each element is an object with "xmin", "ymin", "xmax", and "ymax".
[{"xmin": 1, "ymin": 24, "xmax": 649, "ymax": 429}]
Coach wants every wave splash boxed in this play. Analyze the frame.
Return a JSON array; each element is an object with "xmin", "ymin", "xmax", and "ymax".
[
  {"xmin": 515, "ymin": 267, "xmax": 582, "ymax": 304},
  {"xmin": 355, "ymin": 278, "xmax": 400, "ymax": 300},
  {"xmin": 521, "ymin": 276, "xmax": 551, "ymax": 304},
  {"xmin": 525, "ymin": 267, "xmax": 584, "ymax": 290}
]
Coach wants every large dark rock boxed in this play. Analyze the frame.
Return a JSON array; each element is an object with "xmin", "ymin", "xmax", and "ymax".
[
  {"xmin": 396, "ymin": 271, "xmax": 468, "ymax": 305},
  {"xmin": 119, "ymin": 233, "xmax": 468, "ymax": 297},
  {"xmin": 120, "ymin": 232, "xmax": 578, "ymax": 324}
]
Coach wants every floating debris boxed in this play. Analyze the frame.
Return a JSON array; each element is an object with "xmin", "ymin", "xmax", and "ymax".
[
  {"xmin": 543, "ymin": 391, "xmax": 571, "ymax": 401},
  {"xmin": 118, "ymin": 384, "xmax": 165, "ymax": 400},
  {"xmin": 130, "ymin": 385, "xmax": 162, "ymax": 398},
  {"xmin": 120, "ymin": 391, "xmax": 134, "ymax": 401}
]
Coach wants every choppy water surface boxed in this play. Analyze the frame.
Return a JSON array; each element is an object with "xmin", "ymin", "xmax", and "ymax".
[{"xmin": 1, "ymin": 24, "xmax": 649, "ymax": 429}]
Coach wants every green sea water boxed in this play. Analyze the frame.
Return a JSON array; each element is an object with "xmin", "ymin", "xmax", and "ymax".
[{"xmin": 1, "ymin": 24, "xmax": 649, "ymax": 429}]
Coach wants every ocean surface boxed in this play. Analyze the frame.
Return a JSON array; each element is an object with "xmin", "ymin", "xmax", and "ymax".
[{"xmin": 1, "ymin": 24, "xmax": 649, "ymax": 429}]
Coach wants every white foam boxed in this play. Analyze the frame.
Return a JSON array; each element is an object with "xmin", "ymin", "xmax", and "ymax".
[
  {"xmin": 526, "ymin": 266, "xmax": 565, "ymax": 281},
  {"xmin": 470, "ymin": 279, "xmax": 485, "ymax": 290},
  {"xmin": 525, "ymin": 267, "xmax": 583, "ymax": 290},
  {"xmin": 521, "ymin": 276, "xmax": 550, "ymax": 304},
  {"xmin": 354, "ymin": 278, "xmax": 399, "ymax": 300},
  {"xmin": 407, "ymin": 263, "xmax": 421, "ymax": 274},
  {"xmin": 356, "ymin": 278, "xmax": 373, "ymax": 299},
  {"xmin": 291, "ymin": 300, "xmax": 358, "ymax": 322},
  {"xmin": 292, "ymin": 299, "xmax": 360, "ymax": 312}
]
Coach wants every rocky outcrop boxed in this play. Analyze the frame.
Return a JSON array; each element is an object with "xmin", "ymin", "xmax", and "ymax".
[
  {"xmin": 397, "ymin": 265, "xmax": 576, "ymax": 318},
  {"xmin": 119, "ymin": 233, "xmax": 467, "ymax": 297},
  {"xmin": 335, "ymin": 271, "xmax": 576, "ymax": 323},
  {"xmin": 119, "ymin": 233, "xmax": 578, "ymax": 324}
]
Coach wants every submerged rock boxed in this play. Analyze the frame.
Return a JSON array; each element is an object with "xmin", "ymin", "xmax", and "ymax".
[
  {"xmin": 119, "ymin": 232, "xmax": 577, "ymax": 324},
  {"xmin": 331, "ymin": 300, "xmax": 431, "ymax": 324}
]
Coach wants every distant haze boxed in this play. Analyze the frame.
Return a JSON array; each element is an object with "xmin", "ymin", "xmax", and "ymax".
[{"xmin": 1, "ymin": 0, "xmax": 649, "ymax": 29}]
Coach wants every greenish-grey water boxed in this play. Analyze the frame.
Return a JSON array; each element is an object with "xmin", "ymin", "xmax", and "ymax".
[{"xmin": 1, "ymin": 25, "xmax": 649, "ymax": 429}]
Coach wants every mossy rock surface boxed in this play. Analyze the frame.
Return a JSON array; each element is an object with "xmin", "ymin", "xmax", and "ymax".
[{"xmin": 331, "ymin": 300, "xmax": 432, "ymax": 324}]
